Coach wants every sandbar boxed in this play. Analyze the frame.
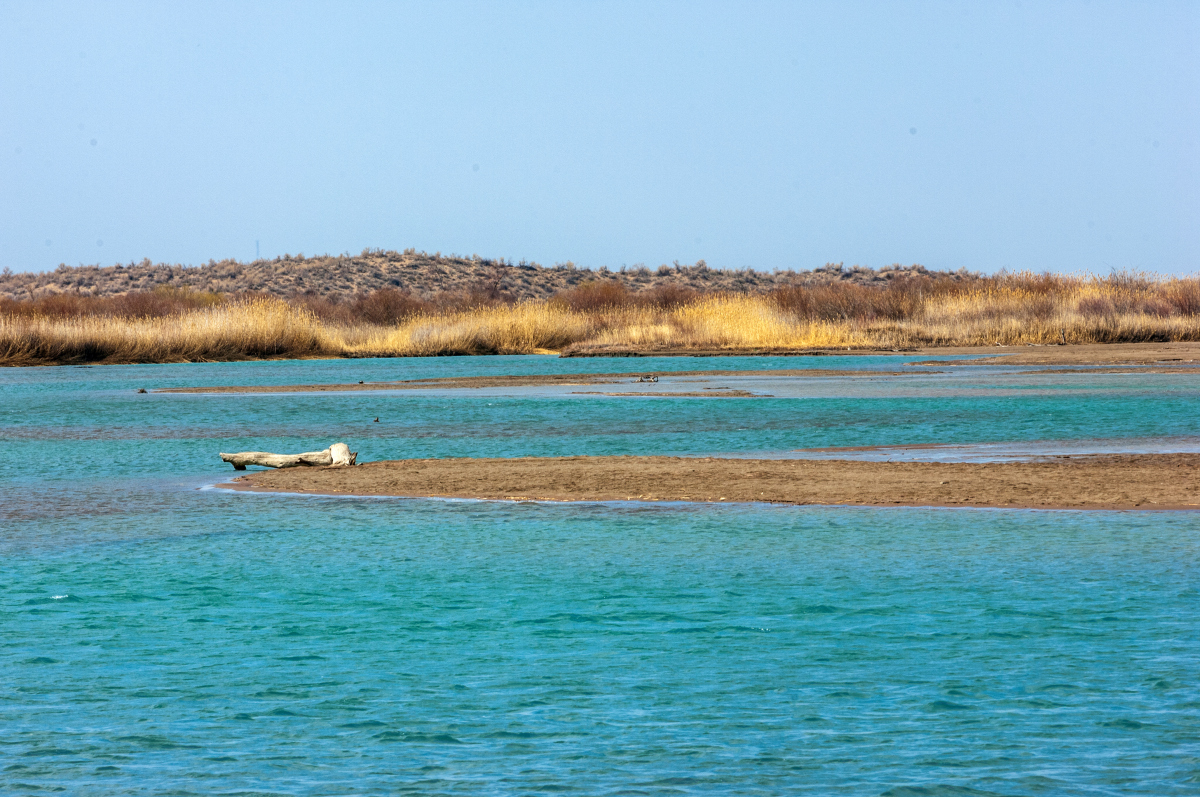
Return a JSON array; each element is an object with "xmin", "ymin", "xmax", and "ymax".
[
  {"xmin": 569, "ymin": 389, "xmax": 765, "ymax": 397},
  {"xmin": 907, "ymin": 341, "xmax": 1200, "ymax": 366},
  {"xmin": 158, "ymin": 369, "xmax": 906, "ymax": 394},
  {"xmin": 224, "ymin": 453, "xmax": 1200, "ymax": 510},
  {"xmin": 563, "ymin": 341, "xmax": 1200, "ymax": 363},
  {"xmin": 160, "ymin": 343, "xmax": 1200, "ymax": 394}
]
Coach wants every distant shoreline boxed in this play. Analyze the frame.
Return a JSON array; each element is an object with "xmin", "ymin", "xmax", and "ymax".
[
  {"xmin": 7, "ymin": 341, "xmax": 1199, "ymax": 371},
  {"xmin": 157, "ymin": 367, "xmax": 912, "ymax": 393},
  {"xmin": 147, "ymin": 343, "xmax": 1200, "ymax": 392},
  {"xmin": 222, "ymin": 453, "xmax": 1200, "ymax": 511},
  {"xmin": 4, "ymin": 271, "xmax": 1200, "ymax": 366}
]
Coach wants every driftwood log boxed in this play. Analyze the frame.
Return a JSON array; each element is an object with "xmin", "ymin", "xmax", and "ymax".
[{"xmin": 220, "ymin": 442, "xmax": 357, "ymax": 470}]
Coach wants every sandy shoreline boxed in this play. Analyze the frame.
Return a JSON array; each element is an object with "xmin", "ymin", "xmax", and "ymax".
[
  {"xmin": 158, "ymin": 368, "xmax": 908, "ymax": 393},
  {"xmin": 905, "ymin": 341, "xmax": 1200, "ymax": 366},
  {"xmin": 156, "ymin": 343, "xmax": 1200, "ymax": 393},
  {"xmin": 565, "ymin": 341, "xmax": 1200, "ymax": 363},
  {"xmin": 223, "ymin": 454, "xmax": 1200, "ymax": 510}
]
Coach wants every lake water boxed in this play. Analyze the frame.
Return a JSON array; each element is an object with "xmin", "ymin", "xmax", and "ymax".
[{"xmin": 3, "ymin": 356, "xmax": 1198, "ymax": 795}]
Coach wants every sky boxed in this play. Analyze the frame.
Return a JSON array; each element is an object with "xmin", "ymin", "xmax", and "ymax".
[{"xmin": 1, "ymin": 1, "xmax": 1196, "ymax": 275}]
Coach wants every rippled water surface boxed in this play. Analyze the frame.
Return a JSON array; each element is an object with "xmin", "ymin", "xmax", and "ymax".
[{"xmin": 2, "ymin": 356, "xmax": 1198, "ymax": 795}]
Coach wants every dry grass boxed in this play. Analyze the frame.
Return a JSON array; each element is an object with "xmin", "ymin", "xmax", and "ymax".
[
  {"xmin": 2, "ymin": 272, "xmax": 1199, "ymax": 365},
  {"xmin": 0, "ymin": 299, "xmax": 331, "ymax": 366},
  {"xmin": 340, "ymin": 303, "xmax": 596, "ymax": 357}
]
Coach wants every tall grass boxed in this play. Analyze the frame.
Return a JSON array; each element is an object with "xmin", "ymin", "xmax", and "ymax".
[
  {"xmin": 340, "ymin": 303, "xmax": 596, "ymax": 357},
  {"xmin": 0, "ymin": 299, "xmax": 331, "ymax": 365},
  {"xmin": 2, "ymin": 272, "xmax": 1199, "ymax": 365}
]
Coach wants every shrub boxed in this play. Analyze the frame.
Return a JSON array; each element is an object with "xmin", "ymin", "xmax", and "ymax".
[
  {"xmin": 1077, "ymin": 296, "xmax": 1115, "ymax": 318},
  {"xmin": 352, "ymin": 288, "xmax": 427, "ymax": 325},
  {"xmin": 551, "ymin": 281, "xmax": 632, "ymax": 312},
  {"xmin": 1165, "ymin": 279, "xmax": 1200, "ymax": 316}
]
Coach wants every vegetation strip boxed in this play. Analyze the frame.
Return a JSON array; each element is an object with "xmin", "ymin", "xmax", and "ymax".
[
  {"xmin": 227, "ymin": 454, "xmax": 1200, "ymax": 510},
  {"xmin": 3, "ymin": 270, "xmax": 1199, "ymax": 366},
  {"xmin": 0, "ymin": 253, "xmax": 958, "ymax": 303}
]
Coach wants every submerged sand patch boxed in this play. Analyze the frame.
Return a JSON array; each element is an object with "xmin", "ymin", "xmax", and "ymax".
[
  {"xmin": 224, "ymin": 454, "xmax": 1200, "ymax": 511},
  {"xmin": 157, "ymin": 369, "xmax": 907, "ymax": 394},
  {"xmin": 156, "ymin": 343, "xmax": 1200, "ymax": 394},
  {"xmin": 569, "ymin": 390, "xmax": 766, "ymax": 397}
]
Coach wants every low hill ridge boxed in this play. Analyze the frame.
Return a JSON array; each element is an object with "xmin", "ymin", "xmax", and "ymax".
[{"xmin": 0, "ymin": 250, "xmax": 969, "ymax": 301}]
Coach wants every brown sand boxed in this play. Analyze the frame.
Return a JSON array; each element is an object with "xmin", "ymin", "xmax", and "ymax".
[
  {"xmin": 224, "ymin": 454, "xmax": 1200, "ymax": 510},
  {"xmin": 907, "ymin": 341, "xmax": 1200, "ymax": 366},
  {"xmin": 562, "ymin": 342, "xmax": 1200, "ymax": 360}
]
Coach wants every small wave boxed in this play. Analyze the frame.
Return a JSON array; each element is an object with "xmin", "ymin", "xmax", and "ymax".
[
  {"xmin": 1036, "ymin": 683, "xmax": 1082, "ymax": 693},
  {"xmin": 21, "ymin": 747, "xmax": 79, "ymax": 757},
  {"xmin": 484, "ymin": 730, "xmax": 545, "ymax": 739},
  {"xmin": 23, "ymin": 594, "xmax": 81, "ymax": 605},
  {"xmin": 373, "ymin": 731, "xmax": 464, "ymax": 744},
  {"xmin": 118, "ymin": 592, "xmax": 167, "ymax": 602},
  {"xmin": 339, "ymin": 720, "xmax": 389, "ymax": 729},
  {"xmin": 881, "ymin": 786, "xmax": 1008, "ymax": 797},
  {"xmin": 1100, "ymin": 718, "xmax": 1149, "ymax": 729},
  {"xmin": 252, "ymin": 688, "xmax": 306, "ymax": 698},
  {"xmin": 114, "ymin": 734, "xmax": 194, "ymax": 750},
  {"xmin": 1017, "ymin": 698, "xmax": 1063, "ymax": 709}
]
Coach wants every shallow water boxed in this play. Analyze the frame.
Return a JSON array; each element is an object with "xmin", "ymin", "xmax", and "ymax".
[{"xmin": 2, "ymin": 356, "xmax": 1199, "ymax": 794}]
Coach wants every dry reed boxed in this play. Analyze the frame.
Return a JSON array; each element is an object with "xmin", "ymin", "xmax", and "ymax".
[{"xmin": 3, "ymin": 272, "xmax": 1199, "ymax": 366}]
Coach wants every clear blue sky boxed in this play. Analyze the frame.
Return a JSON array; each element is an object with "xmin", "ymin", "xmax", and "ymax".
[{"xmin": 1, "ymin": 1, "xmax": 1196, "ymax": 275}]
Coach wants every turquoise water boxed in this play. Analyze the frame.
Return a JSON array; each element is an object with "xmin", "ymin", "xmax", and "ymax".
[{"xmin": 3, "ymin": 356, "xmax": 1199, "ymax": 794}]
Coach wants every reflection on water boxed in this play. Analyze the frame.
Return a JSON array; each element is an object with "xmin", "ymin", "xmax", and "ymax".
[{"xmin": 2, "ymin": 356, "xmax": 1198, "ymax": 794}]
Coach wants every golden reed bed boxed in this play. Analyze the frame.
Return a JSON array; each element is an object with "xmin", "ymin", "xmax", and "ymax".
[{"xmin": 3, "ymin": 273, "xmax": 1200, "ymax": 365}]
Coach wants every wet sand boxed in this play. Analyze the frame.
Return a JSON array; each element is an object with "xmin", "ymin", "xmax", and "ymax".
[
  {"xmin": 225, "ymin": 454, "xmax": 1200, "ymax": 510},
  {"xmin": 159, "ymin": 343, "xmax": 1200, "ymax": 394},
  {"xmin": 907, "ymin": 341, "xmax": 1200, "ymax": 366},
  {"xmin": 158, "ymin": 369, "xmax": 906, "ymax": 394},
  {"xmin": 570, "ymin": 390, "xmax": 765, "ymax": 397},
  {"xmin": 563, "ymin": 341, "xmax": 1200, "ymax": 362}
]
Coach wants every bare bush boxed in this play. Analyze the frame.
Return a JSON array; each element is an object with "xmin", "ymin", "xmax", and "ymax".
[
  {"xmin": 352, "ymin": 289, "xmax": 427, "ymax": 325},
  {"xmin": 551, "ymin": 281, "xmax": 633, "ymax": 312}
]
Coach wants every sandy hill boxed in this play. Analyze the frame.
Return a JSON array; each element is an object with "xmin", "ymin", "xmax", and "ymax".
[{"xmin": 0, "ymin": 250, "xmax": 969, "ymax": 301}]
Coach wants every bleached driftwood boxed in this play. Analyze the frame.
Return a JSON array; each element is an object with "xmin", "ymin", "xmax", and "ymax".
[
  {"xmin": 220, "ymin": 442, "xmax": 358, "ymax": 470},
  {"xmin": 328, "ymin": 443, "xmax": 355, "ymax": 466}
]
